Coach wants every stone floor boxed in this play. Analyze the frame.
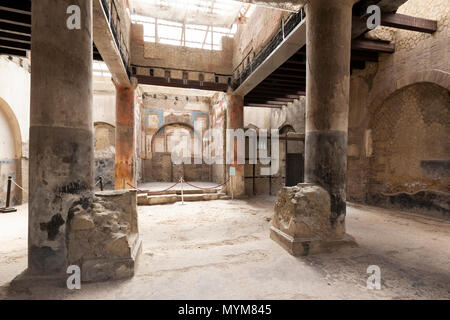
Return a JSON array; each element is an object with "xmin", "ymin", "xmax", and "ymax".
[{"xmin": 0, "ymin": 197, "xmax": 449, "ymax": 299}]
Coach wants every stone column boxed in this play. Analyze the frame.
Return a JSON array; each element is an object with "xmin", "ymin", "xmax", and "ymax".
[
  {"xmin": 304, "ymin": 0, "xmax": 357, "ymax": 237},
  {"xmin": 227, "ymin": 95, "xmax": 245, "ymax": 197},
  {"xmin": 115, "ymin": 85, "xmax": 136, "ymax": 190},
  {"xmin": 28, "ymin": 0, "xmax": 93, "ymax": 275}
]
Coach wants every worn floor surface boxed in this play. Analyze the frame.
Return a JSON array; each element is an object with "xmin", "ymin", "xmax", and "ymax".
[{"xmin": 0, "ymin": 197, "xmax": 449, "ymax": 299}]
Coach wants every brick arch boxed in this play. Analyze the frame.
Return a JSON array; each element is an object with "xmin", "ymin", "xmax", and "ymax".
[
  {"xmin": 369, "ymin": 69, "xmax": 450, "ymax": 117},
  {"xmin": 151, "ymin": 122, "xmax": 197, "ymax": 153},
  {"xmin": 367, "ymin": 81, "xmax": 449, "ymax": 197}
]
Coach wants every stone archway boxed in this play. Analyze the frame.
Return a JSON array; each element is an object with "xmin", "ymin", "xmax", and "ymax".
[
  {"xmin": 367, "ymin": 82, "xmax": 449, "ymax": 217},
  {"xmin": 150, "ymin": 122, "xmax": 196, "ymax": 154},
  {"xmin": 0, "ymin": 97, "xmax": 23, "ymax": 206}
]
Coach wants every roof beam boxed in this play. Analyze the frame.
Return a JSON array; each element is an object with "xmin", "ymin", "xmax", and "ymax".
[
  {"xmin": 0, "ymin": 39, "xmax": 30, "ymax": 50},
  {"xmin": 245, "ymin": 99, "xmax": 291, "ymax": 106},
  {"xmin": 246, "ymin": 97, "xmax": 295, "ymax": 103},
  {"xmin": 381, "ymin": 13, "xmax": 437, "ymax": 33},
  {"xmin": 136, "ymin": 75, "xmax": 228, "ymax": 92},
  {"xmin": 0, "ymin": 31, "xmax": 30, "ymax": 43},
  {"xmin": 0, "ymin": 21, "xmax": 30, "ymax": 36},
  {"xmin": 352, "ymin": 39, "xmax": 395, "ymax": 53},
  {"xmin": 244, "ymin": 103, "xmax": 283, "ymax": 109},
  {"xmin": 0, "ymin": 10, "xmax": 31, "ymax": 25},
  {"xmin": 0, "ymin": 46, "xmax": 27, "ymax": 57}
]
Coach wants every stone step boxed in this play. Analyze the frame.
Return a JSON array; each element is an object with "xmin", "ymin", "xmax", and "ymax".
[{"xmin": 138, "ymin": 192, "xmax": 229, "ymax": 206}]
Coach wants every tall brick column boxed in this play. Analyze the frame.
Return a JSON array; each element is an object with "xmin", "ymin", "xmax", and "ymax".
[
  {"xmin": 227, "ymin": 95, "xmax": 245, "ymax": 197},
  {"xmin": 115, "ymin": 86, "xmax": 136, "ymax": 190}
]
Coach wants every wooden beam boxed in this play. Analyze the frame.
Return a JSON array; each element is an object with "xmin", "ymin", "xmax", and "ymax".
[
  {"xmin": 245, "ymin": 99, "xmax": 290, "ymax": 105},
  {"xmin": 352, "ymin": 39, "xmax": 395, "ymax": 53},
  {"xmin": 246, "ymin": 92, "xmax": 302, "ymax": 100},
  {"xmin": 0, "ymin": 46, "xmax": 26, "ymax": 57},
  {"xmin": 351, "ymin": 49, "xmax": 378, "ymax": 62},
  {"xmin": 250, "ymin": 87, "xmax": 305, "ymax": 96},
  {"xmin": 246, "ymin": 97, "xmax": 295, "ymax": 103},
  {"xmin": 271, "ymin": 72, "xmax": 306, "ymax": 79},
  {"xmin": 265, "ymin": 77, "xmax": 306, "ymax": 84},
  {"xmin": 278, "ymin": 66, "xmax": 306, "ymax": 72},
  {"xmin": 0, "ymin": 30, "xmax": 30, "ymax": 43},
  {"xmin": 245, "ymin": 104, "xmax": 283, "ymax": 109},
  {"xmin": 0, "ymin": 39, "xmax": 30, "ymax": 50},
  {"xmin": 0, "ymin": 10, "xmax": 31, "ymax": 26},
  {"xmin": 136, "ymin": 75, "xmax": 228, "ymax": 92},
  {"xmin": 381, "ymin": 13, "xmax": 437, "ymax": 34}
]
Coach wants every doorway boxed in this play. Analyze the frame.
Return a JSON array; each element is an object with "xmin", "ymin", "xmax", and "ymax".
[{"xmin": 286, "ymin": 153, "xmax": 304, "ymax": 187}]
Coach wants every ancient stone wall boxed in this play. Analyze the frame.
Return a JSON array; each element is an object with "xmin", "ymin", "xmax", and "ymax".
[
  {"xmin": 232, "ymin": 6, "xmax": 289, "ymax": 73},
  {"xmin": 130, "ymin": 23, "xmax": 233, "ymax": 78},
  {"xmin": 347, "ymin": 0, "xmax": 450, "ymax": 217}
]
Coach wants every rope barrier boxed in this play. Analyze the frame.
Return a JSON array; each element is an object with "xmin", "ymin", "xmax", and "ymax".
[
  {"xmin": 126, "ymin": 182, "xmax": 146, "ymax": 193},
  {"xmin": 5, "ymin": 177, "xmax": 229, "ymax": 196},
  {"xmin": 146, "ymin": 181, "xmax": 180, "ymax": 194},
  {"xmin": 183, "ymin": 177, "xmax": 231, "ymax": 190},
  {"xmin": 11, "ymin": 178, "xmax": 28, "ymax": 193},
  {"xmin": 126, "ymin": 177, "xmax": 229, "ymax": 194}
]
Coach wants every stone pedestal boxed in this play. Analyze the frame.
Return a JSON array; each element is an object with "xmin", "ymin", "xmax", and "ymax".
[
  {"xmin": 69, "ymin": 190, "xmax": 142, "ymax": 282},
  {"xmin": 270, "ymin": 184, "xmax": 356, "ymax": 256}
]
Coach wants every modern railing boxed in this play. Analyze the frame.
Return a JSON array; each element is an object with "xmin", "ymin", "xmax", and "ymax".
[{"xmin": 231, "ymin": 8, "xmax": 306, "ymax": 90}]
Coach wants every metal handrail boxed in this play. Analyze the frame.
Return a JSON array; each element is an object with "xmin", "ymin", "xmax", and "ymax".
[{"xmin": 231, "ymin": 8, "xmax": 306, "ymax": 90}]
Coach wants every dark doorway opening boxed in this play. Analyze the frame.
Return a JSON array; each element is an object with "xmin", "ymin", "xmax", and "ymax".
[{"xmin": 286, "ymin": 153, "xmax": 304, "ymax": 187}]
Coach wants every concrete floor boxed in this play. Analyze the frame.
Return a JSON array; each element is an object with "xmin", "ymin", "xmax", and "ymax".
[{"xmin": 0, "ymin": 197, "xmax": 449, "ymax": 299}]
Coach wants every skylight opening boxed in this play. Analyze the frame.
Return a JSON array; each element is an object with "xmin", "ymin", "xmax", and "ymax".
[
  {"xmin": 130, "ymin": 0, "xmax": 253, "ymax": 51},
  {"xmin": 93, "ymin": 61, "xmax": 112, "ymax": 78}
]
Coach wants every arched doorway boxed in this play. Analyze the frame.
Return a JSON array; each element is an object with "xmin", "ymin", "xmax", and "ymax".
[
  {"xmin": 279, "ymin": 124, "xmax": 304, "ymax": 187},
  {"xmin": 0, "ymin": 97, "xmax": 23, "ymax": 206},
  {"xmin": 368, "ymin": 82, "xmax": 449, "ymax": 215},
  {"xmin": 146, "ymin": 122, "xmax": 206, "ymax": 182},
  {"xmin": 94, "ymin": 122, "xmax": 116, "ymax": 190}
]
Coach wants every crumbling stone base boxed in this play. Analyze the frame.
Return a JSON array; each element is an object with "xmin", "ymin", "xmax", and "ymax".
[
  {"xmin": 10, "ymin": 190, "xmax": 141, "ymax": 289},
  {"xmin": 69, "ymin": 190, "xmax": 142, "ymax": 282},
  {"xmin": 270, "ymin": 183, "xmax": 356, "ymax": 256}
]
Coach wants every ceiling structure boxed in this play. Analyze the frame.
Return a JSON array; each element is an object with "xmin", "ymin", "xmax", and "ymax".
[
  {"xmin": 139, "ymin": 84, "xmax": 218, "ymax": 97},
  {"xmin": 130, "ymin": 0, "xmax": 253, "ymax": 27},
  {"xmin": 0, "ymin": 0, "xmax": 103, "ymax": 61}
]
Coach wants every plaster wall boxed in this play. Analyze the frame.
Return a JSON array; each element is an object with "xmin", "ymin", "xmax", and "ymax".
[
  {"xmin": 141, "ymin": 90, "xmax": 212, "ymax": 182},
  {"xmin": 0, "ymin": 56, "xmax": 30, "ymax": 205}
]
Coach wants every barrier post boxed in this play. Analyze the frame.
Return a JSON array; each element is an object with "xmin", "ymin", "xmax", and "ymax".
[
  {"xmin": 99, "ymin": 176, "xmax": 104, "ymax": 191},
  {"xmin": 0, "ymin": 176, "xmax": 17, "ymax": 213},
  {"xmin": 180, "ymin": 177, "xmax": 184, "ymax": 205}
]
